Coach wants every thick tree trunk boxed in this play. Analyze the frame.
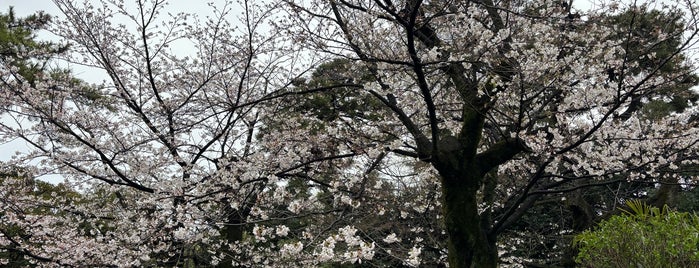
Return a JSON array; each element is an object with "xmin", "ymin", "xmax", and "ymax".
[
  {"xmin": 440, "ymin": 170, "xmax": 498, "ymax": 268},
  {"xmin": 219, "ymin": 203, "xmax": 252, "ymax": 268},
  {"xmin": 561, "ymin": 190, "xmax": 595, "ymax": 267}
]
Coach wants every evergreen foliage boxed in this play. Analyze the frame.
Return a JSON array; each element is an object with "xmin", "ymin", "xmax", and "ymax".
[{"xmin": 575, "ymin": 201, "xmax": 699, "ymax": 267}]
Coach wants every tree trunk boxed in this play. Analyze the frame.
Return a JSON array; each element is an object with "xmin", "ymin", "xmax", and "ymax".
[
  {"xmin": 440, "ymin": 170, "xmax": 498, "ymax": 268},
  {"xmin": 648, "ymin": 176, "xmax": 681, "ymax": 209},
  {"xmin": 561, "ymin": 189, "xmax": 595, "ymax": 267},
  {"xmin": 219, "ymin": 202, "xmax": 252, "ymax": 268}
]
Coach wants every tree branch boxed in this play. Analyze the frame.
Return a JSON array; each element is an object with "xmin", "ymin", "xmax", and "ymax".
[{"xmin": 475, "ymin": 137, "xmax": 530, "ymax": 176}]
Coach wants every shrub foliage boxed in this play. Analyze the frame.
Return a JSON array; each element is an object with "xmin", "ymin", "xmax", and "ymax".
[{"xmin": 575, "ymin": 200, "xmax": 699, "ymax": 267}]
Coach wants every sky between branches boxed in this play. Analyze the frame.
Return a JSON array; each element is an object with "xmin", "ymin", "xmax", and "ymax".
[{"xmin": 1, "ymin": 0, "xmax": 696, "ymax": 184}]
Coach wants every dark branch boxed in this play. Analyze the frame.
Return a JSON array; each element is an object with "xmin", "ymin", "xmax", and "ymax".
[{"xmin": 476, "ymin": 137, "xmax": 530, "ymax": 176}]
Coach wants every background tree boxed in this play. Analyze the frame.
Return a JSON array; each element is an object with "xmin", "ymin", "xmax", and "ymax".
[
  {"xmin": 496, "ymin": 5, "xmax": 699, "ymax": 266},
  {"xmin": 0, "ymin": 7, "xmax": 67, "ymax": 84},
  {"xmin": 260, "ymin": 58, "xmax": 450, "ymax": 266}
]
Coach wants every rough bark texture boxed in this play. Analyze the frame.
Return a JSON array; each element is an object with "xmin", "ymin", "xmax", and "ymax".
[
  {"xmin": 433, "ymin": 135, "xmax": 511, "ymax": 267},
  {"xmin": 440, "ymin": 172, "xmax": 498, "ymax": 268}
]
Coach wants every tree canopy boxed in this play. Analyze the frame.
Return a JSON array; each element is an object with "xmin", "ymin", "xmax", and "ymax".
[{"xmin": 1, "ymin": 0, "xmax": 699, "ymax": 267}]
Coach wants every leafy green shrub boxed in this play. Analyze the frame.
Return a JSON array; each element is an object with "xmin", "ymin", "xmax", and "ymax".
[{"xmin": 574, "ymin": 200, "xmax": 699, "ymax": 268}]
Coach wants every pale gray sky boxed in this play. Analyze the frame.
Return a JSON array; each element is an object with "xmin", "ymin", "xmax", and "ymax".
[
  {"xmin": 2, "ymin": 0, "xmax": 222, "ymax": 17},
  {"xmin": 2, "ymin": 0, "xmax": 60, "ymax": 17}
]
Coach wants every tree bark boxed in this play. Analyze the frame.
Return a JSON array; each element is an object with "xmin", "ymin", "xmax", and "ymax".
[
  {"xmin": 219, "ymin": 200, "xmax": 254, "ymax": 268},
  {"xmin": 432, "ymin": 134, "xmax": 526, "ymax": 267},
  {"xmin": 436, "ymin": 157, "xmax": 498, "ymax": 268}
]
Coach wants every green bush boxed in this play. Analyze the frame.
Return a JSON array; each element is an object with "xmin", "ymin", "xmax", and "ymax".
[{"xmin": 574, "ymin": 200, "xmax": 699, "ymax": 268}]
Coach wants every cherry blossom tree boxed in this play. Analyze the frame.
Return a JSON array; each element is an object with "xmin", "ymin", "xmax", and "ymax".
[
  {"xmin": 0, "ymin": 0, "xmax": 353, "ymax": 266},
  {"xmin": 279, "ymin": 0, "xmax": 699, "ymax": 266},
  {"xmin": 2, "ymin": 0, "xmax": 699, "ymax": 267}
]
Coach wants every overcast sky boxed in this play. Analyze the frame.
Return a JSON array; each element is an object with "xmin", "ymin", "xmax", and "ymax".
[
  {"xmin": 2, "ymin": 0, "xmax": 223, "ymax": 16},
  {"xmin": 3, "ymin": 0, "xmax": 60, "ymax": 17}
]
